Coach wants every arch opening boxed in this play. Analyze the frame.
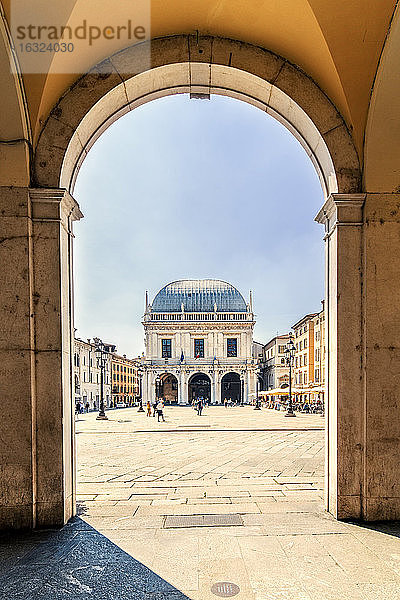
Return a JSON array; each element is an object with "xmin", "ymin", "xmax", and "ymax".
[
  {"xmin": 221, "ymin": 372, "xmax": 242, "ymax": 405},
  {"xmin": 159, "ymin": 372, "xmax": 178, "ymax": 405},
  {"xmin": 28, "ymin": 35, "xmax": 367, "ymax": 527},
  {"xmin": 188, "ymin": 373, "xmax": 211, "ymax": 405}
]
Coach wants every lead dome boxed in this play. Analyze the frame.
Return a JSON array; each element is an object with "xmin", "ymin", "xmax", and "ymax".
[{"xmin": 151, "ymin": 279, "xmax": 248, "ymax": 313}]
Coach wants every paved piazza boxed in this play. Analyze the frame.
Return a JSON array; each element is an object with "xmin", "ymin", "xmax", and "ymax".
[
  {"xmin": 2, "ymin": 407, "xmax": 400, "ymax": 599},
  {"xmin": 73, "ymin": 407, "xmax": 400, "ymax": 600}
]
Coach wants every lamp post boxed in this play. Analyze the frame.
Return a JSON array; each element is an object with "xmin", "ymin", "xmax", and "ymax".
[
  {"xmin": 284, "ymin": 335, "xmax": 296, "ymax": 417},
  {"xmin": 137, "ymin": 367, "xmax": 144, "ymax": 412},
  {"xmin": 94, "ymin": 338, "xmax": 109, "ymax": 421},
  {"xmin": 254, "ymin": 375, "xmax": 261, "ymax": 410},
  {"xmin": 155, "ymin": 375, "xmax": 161, "ymax": 402}
]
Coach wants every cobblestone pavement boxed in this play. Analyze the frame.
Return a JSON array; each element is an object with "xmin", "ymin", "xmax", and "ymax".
[{"xmin": 2, "ymin": 407, "xmax": 400, "ymax": 599}]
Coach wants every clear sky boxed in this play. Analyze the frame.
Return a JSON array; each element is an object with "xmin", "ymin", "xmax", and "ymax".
[{"xmin": 73, "ymin": 94, "xmax": 324, "ymax": 357}]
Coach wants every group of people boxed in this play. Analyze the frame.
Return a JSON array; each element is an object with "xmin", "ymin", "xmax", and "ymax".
[
  {"xmin": 75, "ymin": 401, "xmax": 91, "ymax": 414},
  {"xmin": 146, "ymin": 399, "xmax": 166, "ymax": 422},
  {"xmin": 223, "ymin": 397, "xmax": 241, "ymax": 408},
  {"xmin": 264, "ymin": 398, "xmax": 324, "ymax": 413},
  {"xmin": 193, "ymin": 397, "xmax": 206, "ymax": 415}
]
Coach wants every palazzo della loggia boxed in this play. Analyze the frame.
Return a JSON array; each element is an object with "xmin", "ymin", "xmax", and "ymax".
[{"xmin": 142, "ymin": 280, "xmax": 257, "ymax": 405}]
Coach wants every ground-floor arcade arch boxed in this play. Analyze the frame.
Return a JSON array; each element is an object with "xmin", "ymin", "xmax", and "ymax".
[
  {"xmin": 221, "ymin": 372, "xmax": 241, "ymax": 404},
  {"xmin": 188, "ymin": 373, "xmax": 211, "ymax": 405},
  {"xmin": 3, "ymin": 33, "xmax": 400, "ymax": 527},
  {"xmin": 159, "ymin": 373, "xmax": 178, "ymax": 405},
  {"xmin": 142, "ymin": 366, "xmax": 255, "ymax": 408}
]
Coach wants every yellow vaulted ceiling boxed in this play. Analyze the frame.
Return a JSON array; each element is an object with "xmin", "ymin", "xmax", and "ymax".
[{"xmin": 0, "ymin": 0, "xmax": 398, "ymax": 185}]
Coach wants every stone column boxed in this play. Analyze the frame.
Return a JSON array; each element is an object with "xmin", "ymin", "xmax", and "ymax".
[
  {"xmin": 211, "ymin": 371, "xmax": 216, "ymax": 404},
  {"xmin": 142, "ymin": 369, "xmax": 148, "ymax": 404},
  {"xmin": 316, "ymin": 194, "xmax": 365, "ymax": 520},
  {"xmin": 244, "ymin": 370, "xmax": 249, "ymax": 403},
  {"xmin": 178, "ymin": 368, "xmax": 184, "ymax": 404},
  {"xmin": 181, "ymin": 372, "xmax": 188, "ymax": 405},
  {"xmin": 0, "ymin": 187, "xmax": 82, "ymax": 529},
  {"xmin": 215, "ymin": 375, "xmax": 221, "ymax": 405}
]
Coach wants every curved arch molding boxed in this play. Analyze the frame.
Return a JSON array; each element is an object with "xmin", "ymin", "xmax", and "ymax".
[{"xmin": 34, "ymin": 35, "xmax": 361, "ymax": 197}]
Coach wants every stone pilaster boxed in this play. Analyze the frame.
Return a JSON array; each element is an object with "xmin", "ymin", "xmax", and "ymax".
[
  {"xmin": 211, "ymin": 371, "xmax": 216, "ymax": 404},
  {"xmin": 316, "ymin": 193, "xmax": 365, "ymax": 520},
  {"xmin": 216, "ymin": 377, "xmax": 221, "ymax": 405},
  {"xmin": 0, "ymin": 187, "xmax": 82, "ymax": 529},
  {"xmin": 0, "ymin": 187, "xmax": 35, "ymax": 528},
  {"xmin": 244, "ymin": 372, "xmax": 249, "ymax": 404},
  {"xmin": 181, "ymin": 374, "xmax": 188, "ymax": 405},
  {"xmin": 361, "ymin": 193, "xmax": 400, "ymax": 520},
  {"xmin": 31, "ymin": 189, "xmax": 82, "ymax": 527}
]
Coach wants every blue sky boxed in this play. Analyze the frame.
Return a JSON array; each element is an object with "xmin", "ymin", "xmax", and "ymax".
[{"xmin": 73, "ymin": 94, "xmax": 324, "ymax": 357}]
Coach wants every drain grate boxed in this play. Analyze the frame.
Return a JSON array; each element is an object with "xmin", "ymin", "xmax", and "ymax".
[
  {"xmin": 178, "ymin": 424, "xmax": 211, "ymax": 428},
  {"xmin": 164, "ymin": 514, "xmax": 243, "ymax": 528}
]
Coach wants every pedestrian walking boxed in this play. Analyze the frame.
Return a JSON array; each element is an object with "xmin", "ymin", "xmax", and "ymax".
[
  {"xmin": 152, "ymin": 400, "xmax": 157, "ymax": 417},
  {"xmin": 197, "ymin": 398, "xmax": 203, "ymax": 416},
  {"xmin": 156, "ymin": 399, "xmax": 165, "ymax": 422},
  {"xmin": 146, "ymin": 400, "xmax": 152, "ymax": 416}
]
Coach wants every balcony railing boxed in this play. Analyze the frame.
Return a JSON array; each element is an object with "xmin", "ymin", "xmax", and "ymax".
[
  {"xmin": 141, "ymin": 357, "xmax": 256, "ymax": 367},
  {"xmin": 145, "ymin": 312, "xmax": 253, "ymax": 322}
]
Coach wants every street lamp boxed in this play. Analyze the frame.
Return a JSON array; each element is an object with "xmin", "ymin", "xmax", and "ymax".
[
  {"xmin": 254, "ymin": 376, "xmax": 261, "ymax": 410},
  {"xmin": 94, "ymin": 338, "xmax": 109, "ymax": 421},
  {"xmin": 155, "ymin": 375, "xmax": 161, "ymax": 402},
  {"xmin": 284, "ymin": 335, "xmax": 296, "ymax": 417},
  {"xmin": 137, "ymin": 367, "xmax": 144, "ymax": 412}
]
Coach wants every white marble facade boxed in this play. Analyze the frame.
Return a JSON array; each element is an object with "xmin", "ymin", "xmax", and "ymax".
[{"xmin": 142, "ymin": 280, "xmax": 257, "ymax": 405}]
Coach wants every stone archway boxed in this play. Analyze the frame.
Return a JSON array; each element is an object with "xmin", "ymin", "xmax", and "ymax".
[
  {"xmin": 221, "ymin": 372, "xmax": 241, "ymax": 404},
  {"xmin": 9, "ymin": 34, "xmax": 396, "ymax": 528},
  {"xmin": 188, "ymin": 373, "xmax": 211, "ymax": 405},
  {"xmin": 159, "ymin": 373, "xmax": 178, "ymax": 405}
]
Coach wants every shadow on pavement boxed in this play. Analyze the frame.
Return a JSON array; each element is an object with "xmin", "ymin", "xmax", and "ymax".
[
  {"xmin": 0, "ymin": 517, "xmax": 192, "ymax": 600},
  {"xmin": 350, "ymin": 520, "xmax": 400, "ymax": 538}
]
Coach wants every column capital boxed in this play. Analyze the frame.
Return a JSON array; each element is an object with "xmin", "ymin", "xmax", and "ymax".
[
  {"xmin": 315, "ymin": 193, "xmax": 366, "ymax": 235},
  {"xmin": 29, "ymin": 188, "xmax": 83, "ymax": 228}
]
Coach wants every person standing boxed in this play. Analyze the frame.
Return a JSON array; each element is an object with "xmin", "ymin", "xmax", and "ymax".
[
  {"xmin": 146, "ymin": 400, "xmax": 152, "ymax": 417},
  {"xmin": 197, "ymin": 398, "xmax": 203, "ymax": 416},
  {"xmin": 152, "ymin": 399, "xmax": 158, "ymax": 417},
  {"xmin": 156, "ymin": 399, "xmax": 165, "ymax": 422}
]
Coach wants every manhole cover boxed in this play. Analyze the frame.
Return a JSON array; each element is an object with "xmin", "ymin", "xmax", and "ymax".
[{"xmin": 211, "ymin": 582, "xmax": 240, "ymax": 597}]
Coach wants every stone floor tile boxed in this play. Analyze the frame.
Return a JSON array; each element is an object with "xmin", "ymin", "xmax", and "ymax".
[
  {"xmin": 277, "ymin": 534, "xmax": 366, "ymax": 600},
  {"xmin": 317, "ymin": 533, "xmax": 400, "ymax": 584},
  {"xmin": 238, "ymin": 536, "xmax": 312, "ymax": 600},
  {"xmin": 187, "ymin": 498, "xmax": 231, "ymax": 505},
  {"xmin": 358, "ymin": 582, "xmax": 400, "ymax": 600}
]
